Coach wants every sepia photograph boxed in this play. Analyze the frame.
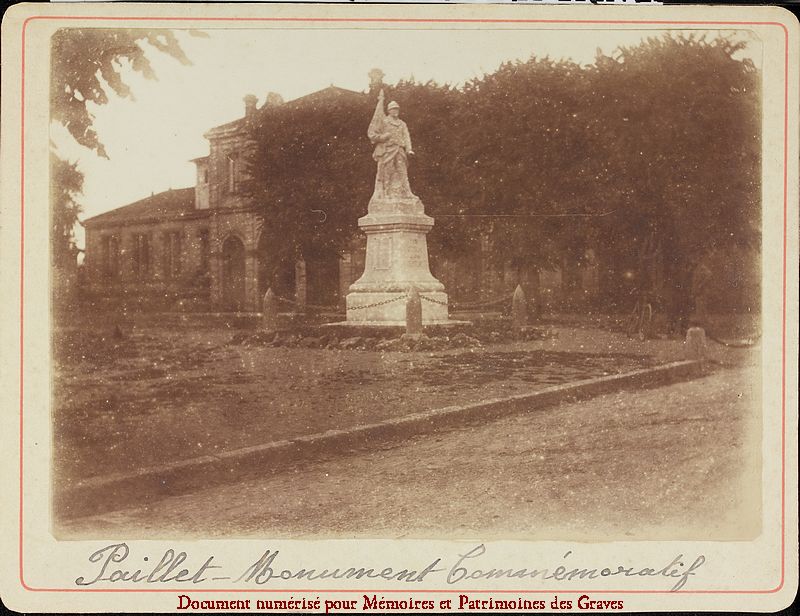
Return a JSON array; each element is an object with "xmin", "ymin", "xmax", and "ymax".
[
  {"xmin": 46, "ymin": 20, "xmax": 767, "ymax": 541},
  {"xmin": 0, "ymin": 3, "xmax": 797, "ymax": 612}
]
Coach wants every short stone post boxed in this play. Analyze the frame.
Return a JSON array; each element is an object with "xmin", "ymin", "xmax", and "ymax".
[
  {"xmin": 405, "ymin": 287, "xmax": 423, "ymax": 337},
  {"xmin": 511, "ymin": 284, "xmax": 528, "ymax": 334},
  {"xmin": 685, "ymin": 326, "xmax": 707, "ymax": 361},
  {"xmin": 262, "ymin": 287, "xmax": 279, "ymax": 331}
]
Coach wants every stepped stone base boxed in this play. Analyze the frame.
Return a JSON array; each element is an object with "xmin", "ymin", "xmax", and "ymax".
[{"xmin": 346, "ymin": 195, "xmax": 450, "ymax": 325}]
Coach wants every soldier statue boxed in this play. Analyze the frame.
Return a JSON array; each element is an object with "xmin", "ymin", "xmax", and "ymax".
[{"xmin": 368, "ymin": 89, "xmax": 416, "ymax": 199}]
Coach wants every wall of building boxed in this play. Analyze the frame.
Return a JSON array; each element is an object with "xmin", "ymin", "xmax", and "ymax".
[
  {"xmin": 84, "ymin": 216, "xmax": 212, "ymax": 309},
  {"xmin": 207, "ymin": 132, "xmax": 255, "ymax": 211}
]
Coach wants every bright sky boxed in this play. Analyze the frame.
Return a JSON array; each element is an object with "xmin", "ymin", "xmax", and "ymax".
[{"xmin": 50, "ymin": 26, "xmax": 760, "ymax": 246}]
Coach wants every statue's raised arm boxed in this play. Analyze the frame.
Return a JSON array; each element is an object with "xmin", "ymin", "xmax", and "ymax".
[{"xmin": 367, "ymin": 89, "xmax": 386, "ymax": 144}]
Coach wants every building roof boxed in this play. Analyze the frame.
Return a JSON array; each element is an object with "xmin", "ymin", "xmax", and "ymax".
[
  {"xmin": 203, "ymin": 85, "xmax": 364, "ymax": 138},
  {"xmin": 204, "ymin": 117, "xmax": 245, "ymax": 138},
  {"xmin": 285, "ymin": 85, "xmax": 365, "ymax": 109},
  {"xmin": 84, "ymin": 187, "xmax": 204, "ymax": 228}
]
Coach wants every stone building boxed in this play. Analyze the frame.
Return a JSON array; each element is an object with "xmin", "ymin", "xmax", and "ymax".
[{"xmin": 83, "ymin": 85, "xmax": 600, "ymax": 313}]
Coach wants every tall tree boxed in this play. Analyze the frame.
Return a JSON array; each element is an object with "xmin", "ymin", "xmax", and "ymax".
[
  {"xmin": 248, "ymin": 89, "xmax": 373, "ymax": 282},
  {"xmin": 590, "ymin": 34, "xmax": 760, "ymax": 327},
  {"xmin": 453, "ymin": 56, "xmax": 598, "ymax": 305}
]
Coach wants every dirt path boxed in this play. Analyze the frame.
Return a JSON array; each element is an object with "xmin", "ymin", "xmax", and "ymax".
[{"xmin": 59, "ymin": 363, "xmax": 760, "ymax": 541}]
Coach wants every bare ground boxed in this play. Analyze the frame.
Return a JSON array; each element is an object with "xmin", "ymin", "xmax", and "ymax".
[
  {"xmin": 54, "ymin": 325, "xmax": 693, "ymax": 486},
  {"xmin": 58, "ymin": 360, "xmax": 761, "ymax": 541}
]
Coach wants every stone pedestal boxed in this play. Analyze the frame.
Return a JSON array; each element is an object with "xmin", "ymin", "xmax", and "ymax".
[{"xmin": 346, "ymin": 195, "xmax": 449, "ymax": 325}]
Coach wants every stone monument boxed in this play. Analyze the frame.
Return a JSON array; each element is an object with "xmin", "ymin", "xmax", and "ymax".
[{"xmin": 346, "ymin": 84, "xmax": 449, "ymax": 324}]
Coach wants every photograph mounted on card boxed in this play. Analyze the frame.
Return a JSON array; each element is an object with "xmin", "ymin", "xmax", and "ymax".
[{"xmin": 0, "ymin": 2, "xmax": 797, "ymax": 613}]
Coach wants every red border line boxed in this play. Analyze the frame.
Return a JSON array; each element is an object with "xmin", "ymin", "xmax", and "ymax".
[
  {"xmin": 15, "ymin": 15, "xmax": 796, "ymax": 26},
  {"xmin": 19, "ymin": 15, "xmax": 790, "ymax": 595}
]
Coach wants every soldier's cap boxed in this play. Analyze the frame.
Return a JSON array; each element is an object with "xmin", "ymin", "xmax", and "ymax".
[{"xmin": 387, "ymin": 101, "xmax": 400, "ymax": 110}]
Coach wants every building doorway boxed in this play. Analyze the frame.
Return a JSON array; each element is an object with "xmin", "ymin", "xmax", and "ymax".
[{"xmin": 222, "ymin": 236, "xmax": 245, "ymax": 310}]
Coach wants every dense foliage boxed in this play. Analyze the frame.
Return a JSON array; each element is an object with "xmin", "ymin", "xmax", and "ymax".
[
  {"xmin": 589, "ymin": 34, "xmax": 760, "ymax": 316},
  {"xmin": 249, "ymin": 33, "xmax": 760, "ymax": 322}
]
